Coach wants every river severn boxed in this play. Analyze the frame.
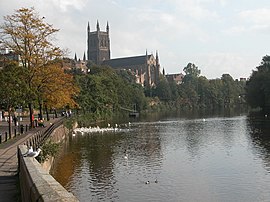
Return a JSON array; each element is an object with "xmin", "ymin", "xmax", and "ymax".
[{"xmin": 52, "ymin": 113, "xmax": 270, "ymax": 202}]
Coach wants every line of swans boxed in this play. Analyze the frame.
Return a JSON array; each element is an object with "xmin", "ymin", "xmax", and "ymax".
[{"xmin": 72, "ymin": 122, "xmax": 131, "ymax": 136}]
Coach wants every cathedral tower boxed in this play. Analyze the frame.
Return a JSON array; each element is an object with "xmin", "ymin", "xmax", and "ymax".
[{"xmin": 87, "ymin": 20, "xmax": 110, "ymax": 64}]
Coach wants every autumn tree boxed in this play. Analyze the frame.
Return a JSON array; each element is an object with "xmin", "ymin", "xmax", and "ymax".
[
  {"xmin": 35, "ymin": 60, "xmax": 79, "ymax": 120},
  {"xmin": 0, "ymin": 7, "xmax": 63, "ymax": 126}
]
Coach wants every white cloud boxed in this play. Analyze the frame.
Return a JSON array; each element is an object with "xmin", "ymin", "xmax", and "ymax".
[
  {"xmin": 47, "ymin": 0, "xmax": 86, "ymax": 12},
  {"xmin": 224, "ymin": 8, "xmax": 270, "ymax": 36},
  {"xmin": 169, "ymin": 0, "xmax": 220, "ymax": 20},
  {"xmin": 198, "ymin": 52, "xmax": 258, "ymax": 79},
  {"xmin": 239, "ymin": 8, "xmax": 270, "ymax": 24}
]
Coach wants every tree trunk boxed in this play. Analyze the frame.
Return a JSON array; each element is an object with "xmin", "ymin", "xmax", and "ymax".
[
  {"xmin": 8, "ymin": 106, "xmax": 12, "ymax": 138},
  {"xmin": 39, "ymin": 101, "xmax": 43, "ymax": 120},
  {"xmin": 45, "ymin": 104, "xmax": 50, "ymax": 121},
  {"xmin": 28, "ymin": 103, "xmax": 33, "ymax": 128},
  {"xmin": 54, "ymin": 109, "xmax": 57, "ymax": 118}
]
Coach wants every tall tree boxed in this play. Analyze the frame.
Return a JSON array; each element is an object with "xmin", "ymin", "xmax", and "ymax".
[
  {"xmin": 0, "ymin": 7, "xmax": 62, "ymax": 126},
  {"xmin": 0, "ymin": 62, "xmax": 27, "ymax": 136},
  {"xmin": 246, "ymin": 55, "xmax": 270, "ymax": 113},
  {"xmin": 221, "ymin": 74, "xmax": 238, "ymax": 107},
  {"xmin": 154, "ymin": 78, "xmax": 172, "ymax": 101},
  {"xmin": 35, "ymin": 61, "xmax": 79, "ymax": 120},
  {"xmin": 183, "ymin": 63, "xmax": 201, "ymax": 79}
]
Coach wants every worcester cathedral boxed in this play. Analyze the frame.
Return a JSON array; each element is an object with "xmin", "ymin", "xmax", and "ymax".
[{"xmin": 85, "ymin": 21, "xmax": 161, "ymax": 87}]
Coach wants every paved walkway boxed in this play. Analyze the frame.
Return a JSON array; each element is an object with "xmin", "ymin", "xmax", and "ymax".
[{"xmin": 0, "ymin": 116, "xmax": 61, "ymax": 202}]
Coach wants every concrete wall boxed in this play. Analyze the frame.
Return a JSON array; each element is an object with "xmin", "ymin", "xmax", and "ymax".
[{"xmin": 18, "ymin": 123, "xmax": 79, "ymax": 202}]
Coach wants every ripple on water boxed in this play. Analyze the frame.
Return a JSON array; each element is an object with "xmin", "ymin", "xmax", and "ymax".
[{"xmin": 52, "ymin": 116, "xmax": 270, "ymax": 202}]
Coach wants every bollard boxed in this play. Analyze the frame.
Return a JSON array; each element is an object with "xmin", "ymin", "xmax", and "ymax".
[
  {"xmin": 18, "ymin": 125, "xmax": 20, "ymax": 136},
  {"xmin": 25, "ymin": 125, "xmax": 28, "ymax": 132},
  {"xmin": 0, "ymin": 133, "xmax": 2, "ymax": 144},
  {"xmin": 20, "ymin": 124, "xmax": 24, "ymax": 134},
  {"xmin": 9, "ymin": 131, "xmax": 11, "ymax": 140},
  {"xmin": 5, "ymin": 132, "xmax": 8, "ymax": 142},
  {"xmin": 14, "ymin": 129, "xmax": 16, "ymax": 137}
]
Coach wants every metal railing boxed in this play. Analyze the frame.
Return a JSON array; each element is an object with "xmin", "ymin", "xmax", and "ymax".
[{"xmin": 23, "ymin": 118, "xmax": 64, "ymax": 150}]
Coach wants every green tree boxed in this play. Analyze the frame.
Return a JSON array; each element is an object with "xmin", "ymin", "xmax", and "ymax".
[
  {"xmin": 246, "ymin": 55, "xmax": 270, "ymax": 112},
  {"xmin": 75, "ymin": 65, "xmax": 146, "ymax": 119},
  {"xmin": 221, "ymin": 74, "xmax": 238, "ymax": 107},
  {"xmin": 0, "ymin": 62, "xmax": 27, "ymax": 136},
  {"xmin": 183, "ymin": 63, "xmax": 201, "ymax": 81},
  {"xmin": 209, "ymin": 78, "xmax": 224, "ymax": 108},
  {"xmin": 197, "ymin": 76, "xmax": 212, "ymax": 108},
  {"xmin": 154, "ymin": 78, "xmax": 172, "ymax": 101}
]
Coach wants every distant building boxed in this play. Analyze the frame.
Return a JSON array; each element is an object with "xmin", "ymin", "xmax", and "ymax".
[
  {"xmin": 62, "ymin": 55, "xmax": 88, "ymax": 74},
  {"xmin": 0, "ymin": 49, "xmax": 20, "ymax": 69},
  {"xmin": 166, "ymin": 73, "xmax": 184, "ymax": 85},
  {"xmin": 86, "ymin": 21, "xmax": 161, "ymax": 87}
]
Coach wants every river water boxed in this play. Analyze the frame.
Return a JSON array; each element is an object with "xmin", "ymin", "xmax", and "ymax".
[{"xmin": 51, "ymin": 113, "xmax": 270, "ymax": 202}]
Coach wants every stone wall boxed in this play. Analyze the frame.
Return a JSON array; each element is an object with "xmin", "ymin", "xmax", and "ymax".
[
  {"xmin": 41, "ymin": 125, "xmax": 68, "ymax": 172},
  {"xmin": 18, "ymin": 145, "xmax": 78, "ymax": 202},
  {"xmin": 18, "ymin": 122, "xmax": 79, "ymax": 201}
]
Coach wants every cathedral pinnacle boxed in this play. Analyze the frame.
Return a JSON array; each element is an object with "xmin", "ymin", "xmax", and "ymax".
[
  {"xmin": 106, "ymin": 21, "xmax": 109, "ymax": 33},
  {"xmin": 96, "ymin": 20, "xmax": 100, "ymax": 31}
]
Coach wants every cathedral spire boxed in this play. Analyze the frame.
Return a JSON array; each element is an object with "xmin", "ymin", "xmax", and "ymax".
[
  {"xmin": 83, "ymin": 52, "xmax": 86, "ymax": 61},
  {"xmin": 156, "ymin": 50, "xmax": 159, "ymax": 64},
  {"xmin": 96, "ymin": 20, "xmax": 100, "ymax": 31},
  {"xmin": 74, "ymin": 53, "xmax": 77, "ymax": 61},
  {"xmin": 106, "ymin": 21, "xmax": 109, "ymax": 33},
  {"xmin": 87, "ymin": 22, "xmax": 90, "ymax": 32}
]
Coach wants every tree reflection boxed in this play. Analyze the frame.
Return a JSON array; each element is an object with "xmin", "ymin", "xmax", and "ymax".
[{"xmin": 248, "ymin": 114, "xmax": 270, "ymax": 171}]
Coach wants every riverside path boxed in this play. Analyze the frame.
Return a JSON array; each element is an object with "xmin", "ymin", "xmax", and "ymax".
[{"xmin": 0, "ymin": 116, "xmax": 62, "ymax": 202}]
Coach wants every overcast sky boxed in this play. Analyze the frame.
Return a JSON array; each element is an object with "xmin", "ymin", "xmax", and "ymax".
[{"xmin": 1, "ymin": 0, "xmax": 270, "ymax": 79}]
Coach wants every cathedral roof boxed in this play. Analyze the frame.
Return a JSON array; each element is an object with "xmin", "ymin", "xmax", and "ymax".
[{"xmin": 103, "ymin": 55, "xmax": 150, "ymax": 68}]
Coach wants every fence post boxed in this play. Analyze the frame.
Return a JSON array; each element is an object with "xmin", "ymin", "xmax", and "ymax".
[
  {"xmin": 18, "ymin": 125, "xmax": 20, "ymax": 136},
  {"xmin": 25, "ymin": 125, "xmax": 28, "ymax": 132},
  {"xmin": 5, "ymin": 132, "xmax": 8, "ymax": 142},
  {"xmin": 0, "ymin": 133, "xmax": 2, "ymax": 144},
  {"xmin": 14, "ymin": 129, "xmax": 16, "ymax": 137}
]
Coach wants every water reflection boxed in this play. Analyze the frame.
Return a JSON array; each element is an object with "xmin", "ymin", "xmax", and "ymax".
[
  {"xmin": 52, "ymin": 114, "xmax": 270, "ymax": 202},
  {"xmin": 248, "ymin": 115, "xmax": 270, "ymax": 171}
]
